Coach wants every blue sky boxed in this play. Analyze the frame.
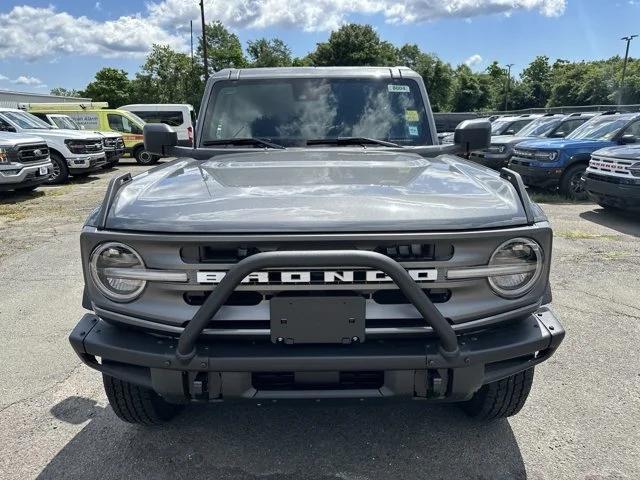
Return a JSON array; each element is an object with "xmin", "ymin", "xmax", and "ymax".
[{"xmin": 0, "ymin": 0, "xmax": 638, "ymax": 93}]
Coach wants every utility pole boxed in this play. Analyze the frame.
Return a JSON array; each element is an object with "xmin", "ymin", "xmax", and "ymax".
[
  {"xmin": 200, "ymin": 0, "xmax": 209, "ymax": 80},
  {"xmin": 504, "ymin": 64, "xmax": 514, "ymax": 112},
  {"xmin": 619, "ymin": 35, "xmax": 637, "ymax": 104},
  {"xmin": 190, "ymin": 20, "xmax": 194, "ymax": 66}
]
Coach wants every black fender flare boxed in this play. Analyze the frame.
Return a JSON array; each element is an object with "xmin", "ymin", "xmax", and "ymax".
[{"xmin": 565, "ymin": 152, "xmax": 591, "ymax": 168}]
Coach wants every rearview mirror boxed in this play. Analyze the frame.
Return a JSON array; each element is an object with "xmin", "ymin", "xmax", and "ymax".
[
  {"xmin": 620, "ymin": 134, "xmax": 637, "ymax": 145},
  {"xmin": 144, "ymin": 123, "xmax": 178, "ymax": 155},
  {"xmin": 454, "ymin": 119, "xmax": 491, "ymax": 153}
]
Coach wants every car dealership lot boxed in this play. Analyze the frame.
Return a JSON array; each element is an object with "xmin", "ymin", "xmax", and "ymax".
[{"xmin": 0, "ymin": 162, "xmax": 639, "ymax": 480}]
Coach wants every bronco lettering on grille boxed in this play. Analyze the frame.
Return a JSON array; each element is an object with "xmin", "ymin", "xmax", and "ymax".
[{"xmin": 196, "ymin": 269, "xmax": 438, "ymax": 284}]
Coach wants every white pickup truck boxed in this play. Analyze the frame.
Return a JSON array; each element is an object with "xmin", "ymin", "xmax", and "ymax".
[
  {"xmin": 0, "ymin": 108, "xmax": 106, "ymax": 184},
  {"xmin": 0, "ymin": 131, "xmax": 52, "ymax": 193}
]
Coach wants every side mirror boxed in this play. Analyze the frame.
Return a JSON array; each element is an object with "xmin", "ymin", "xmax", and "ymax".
[
  {"xmin": 620, "ymin": 134, "xmax": 637, "ymax": 145},
  {"xmin": 504, "ymin": 129, "xmax": 516, "ymax": 136},
  {"xmin": 550, "ymin": 131, "xmax": 565, "ymax": 138},
  {"xmin": 79, "ymin": 125, "xmax": 85, "ymax": 130},
  {"xmin": 454, "ymin": 119, "xmax": 491, "ymax": 153},
  {"xmin": 144, "ymin": 123, "xmax": 178, "ymax": 155}
]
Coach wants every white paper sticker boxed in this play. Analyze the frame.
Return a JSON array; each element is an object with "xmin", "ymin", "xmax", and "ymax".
[
  {"xmin": 388, "ymin": 84, "xmax": 410, "ymax": 93},
  {"xmin": 408, "ymin": 125, "xmax": 419, "ymax": 136}
]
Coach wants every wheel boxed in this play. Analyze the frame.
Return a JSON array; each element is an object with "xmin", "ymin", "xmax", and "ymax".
[
  {"xmin": 45, "ymin": 153, "xmax": 69, "ymax": 185},
  {"xmin": 460, "ymin": 368, "xmax": 535, "ymax": 421},
  {"xmin": 134, "ymin": 147, "xmax": 159, "ymax": 165},
  {"xmin": 103, "ymin": 374, "xmax": 182, "ymax": 425},
  {"xmin": 559, "ymin": 164, "xmax": 588, "ymax": 200}
]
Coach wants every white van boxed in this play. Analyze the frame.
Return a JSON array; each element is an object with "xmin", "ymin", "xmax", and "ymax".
[{"xmin": 120, "ymin": 104, "xmax": 196, "ymax": 146}]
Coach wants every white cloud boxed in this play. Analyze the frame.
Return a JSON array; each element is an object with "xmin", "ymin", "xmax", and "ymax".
[
  {"xmin": 95, "ymin": 2, "xmax": 102, "ymax": 11},
  {"xmin": 12, "ymin": 75, "xmax": 43, "ymax": 86},
  {"xmin": 464, "ymin": 54, "xmax": 483, "ymax": 68},
  {"xmin": 0, "ymin": 1, "xmax": 567, "ymax": 60},
  {"xmin": 0, "ymin": 74, "xmax": 8, "ymax": 81}
]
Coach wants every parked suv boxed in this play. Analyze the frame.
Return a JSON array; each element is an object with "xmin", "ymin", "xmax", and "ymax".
[
  {"xmin": 490, "ymin": 114, "xmax": 540, "ymax": 137},
  {"xmin": 470, "ymin": 113, "xmax": 594, "ymax": 170},
  {"xmin": 23, "ymin": 103, "xmax": 156, "ymax": 165},
  {"xmin": 509, "ymin": 112, "xmax": 640, "ymax": 198},
  {"xmin": 31, "ymin": 113, "xmax": 125, "ymax": 168},
  {"xmin": 584, "ymin": 145, "xmax": 640, "ymax": 211},
  {"xmin": 0, "ymin": 132, "xmax": 52, "ymax": 192},
  {"xmin": 70, "ymin": 67, "xmax": 564, "ymax": 425},
  {"xmin": 121, "ymin": 104, "xmax": 196, "ymax": 147},
  {"xmin": 0, "ymin": 108, "xmax": 106, "ymax": 184}
]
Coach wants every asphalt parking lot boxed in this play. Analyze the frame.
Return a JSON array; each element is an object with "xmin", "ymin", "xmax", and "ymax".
[{"xmin": 0, "ymin": 160, "xmax": 639, "ymax": 480}]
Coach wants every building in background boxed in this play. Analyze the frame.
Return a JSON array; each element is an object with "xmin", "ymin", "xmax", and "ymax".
[{"xmin": 0, "ymin": 89, "xmax": 91, "ymax": 108}]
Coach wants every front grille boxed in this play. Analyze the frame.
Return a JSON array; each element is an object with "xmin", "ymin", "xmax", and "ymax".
[
  {"xmin": 586, "ymin": 172, "xmax": 639, "ymax": 186},
  {"xmin": 182, "ymin": 242, "xmax": 452, "ymax": 264},
  {"xmin": 512, "ymin": 149, "xmax": 537, "ymax": 160},
  {"xmin": 66, "ymin": 139, "xmax": 104, "ymax": 154},
  {"xmin": 183, "ymin": 289, "xmax": 451, "ymax": 307},
  {"xmin": 17, "ymin": 143, "xmax": 49, "ymax": 163},
  {"xmin": 252, "ymin": 371, "xmax": 384, "ymax": 390}
]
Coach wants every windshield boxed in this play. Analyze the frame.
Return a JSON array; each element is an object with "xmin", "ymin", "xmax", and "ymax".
[
  {"xmin": 566, "ymin": 116, "xmax": 631, "ymax": 141},
  {"xmin": 201, "ymin": 78, "xmax": 431, "ymax": 146},
  {"xmin": 2, "ymin": 111, "xmax": 52, "ymax": 130},
  {"xmin": 490, "ymin": 120, "xmax": 512, "ymax": 135},
  {"xmin": 517, "ymin": 118, "xmax": 561, "ymax": 137},
  {"xmin": 51, "ymin": 116, "xmax": 81, "ymax": 130}
]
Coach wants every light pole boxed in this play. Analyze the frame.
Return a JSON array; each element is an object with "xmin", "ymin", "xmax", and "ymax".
[
  {"xmin": 619, "ymin": 35, "xmax": 637, "ymax": 104},
  {"xmin": 504, "ymin": 63, "xmax": 514, "ymax": 112},
  {"xmin": 200, "ymin": 0, "xmax": 209, "ymax": 80}
]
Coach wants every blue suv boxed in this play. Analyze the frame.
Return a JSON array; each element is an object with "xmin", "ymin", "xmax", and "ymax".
[{"xmin": 508, "ymin": 112, "xmax": 640, "ymax": 198}]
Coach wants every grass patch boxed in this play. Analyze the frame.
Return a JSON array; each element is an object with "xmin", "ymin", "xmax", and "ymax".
[
  {"xmin": 528, "ymin": 191, "xmax": 592, "ymax": 204},
  {"xmin": 43, "ymin": 185, "xmax": 72, "ymax": 197},
  {"xmin": 557, "ymin": 229, "xmax": 621, "ymax": 240},
  {"xmin": 0, "ymin": 204, "xmax": 28, "ymax": 221}
]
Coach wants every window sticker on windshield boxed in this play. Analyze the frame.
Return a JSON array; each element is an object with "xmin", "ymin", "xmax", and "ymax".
[
  {"xmin": 388, "ymin": 84, "xmax": 410, "ymax": 93},
  {"xmin": 405, "ymin": 110, "xmax": 419, "ymax": 122},
  {"xmin": 408, "ymin": 125, "xmax": 419, "ymax": 136}
]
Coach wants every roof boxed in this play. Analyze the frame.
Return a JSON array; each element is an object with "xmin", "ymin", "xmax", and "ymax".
[{"xmin": 212, "ymin": 66, "xmax": 421, "ymax": 80}]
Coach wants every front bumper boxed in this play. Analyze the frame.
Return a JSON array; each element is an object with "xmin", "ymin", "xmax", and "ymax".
[
  {"xmin": 469, "ymin": 152, "xmax": 510, "ymax": 170},
  {"xmin": 67, "ymin": 153, "xmax": 107, "ymax": 173},
  {"xmin": 508, "ymin": 159, "xmax": 564, "ymax": 188},
  {"xmin": 105, "ymin": 148, "xmax": 125, "ymax": 163},
  {"xmin": 70, "ymin": 307, "xmax": 564, "ymax": 403},
  {"xmin": 0, "ymin": 160, "xmax": 52, "ymax": 190},
  {"xmin": 584, "ymin": 174, "xmax": 640, "ymax": 210}
]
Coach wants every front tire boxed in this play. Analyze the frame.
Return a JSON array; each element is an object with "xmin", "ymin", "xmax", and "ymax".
[
  {"xmin": 134, "ymin": 147, "xmax": 159, "ymax": 165},
  {"xmin": 460, "ymin": 368, "xmax": 535, "ymax": 420},
  {"xmin": 45, "ymin": 153, "xmax": 69, "ymax": 185},
  {"xmin": 103, "ymin": 374, "xmax": 182, "ymax": 425},
  {"xmin": 559, "ymin": 164, "xmax": 588, "ymax": 200}
]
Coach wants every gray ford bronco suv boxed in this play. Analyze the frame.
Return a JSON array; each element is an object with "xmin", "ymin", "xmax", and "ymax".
[{"xmin": 70, "ymin": 67, "xmax": 565, "ymax": 425}]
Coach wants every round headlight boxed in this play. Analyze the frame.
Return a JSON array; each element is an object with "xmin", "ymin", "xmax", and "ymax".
[
  {"xmin": 488, "ymin": 238, "xmax": 543, "ymax": 298},
  {"xmin": 548, "ymin": 151, "xmax": 558, "ymax": 161},
  {"xmin": 90, "ymin": 242, "xmax": 146, "ymax": 302}
]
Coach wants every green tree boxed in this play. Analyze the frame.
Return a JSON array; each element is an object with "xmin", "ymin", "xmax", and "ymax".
[
  {"xmin": 198, "ymin": 21, "xmax": 247, "ymax": 74},
  {"xmin": 450, "ymin": 65, "xmax": 491, "ymax": 111},
  {"xmin": 247, "ymin": 38, "xmax": 292, "ymax": 67},
  {"xmin": 50, "ymin": 87, "xmax": 82, "ymax": 97},
  {"xmin": 131, "ymin": 44, "xmax": 203, "ymax": 108},
  {"xmin": 309, "ymin": 24, "xmax": 398, "ymax": 66},
  {"xmin": 82, "ymin": 68, "xmax": 132, "ymax": 107},
  {"xmin": 520, "ymin": 55, "xmax": 552, "ymax": 108}
]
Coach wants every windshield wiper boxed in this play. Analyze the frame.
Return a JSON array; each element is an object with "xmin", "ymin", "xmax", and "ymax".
[
  {"xmin": 306, "ymin": 137, "xmax": 402, "ymax": 148},
  {"xmin": 202, "ymin": 137, "xmax": 285, "ymax": 149}
]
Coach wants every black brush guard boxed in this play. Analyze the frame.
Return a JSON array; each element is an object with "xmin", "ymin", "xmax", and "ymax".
[{"xmin": 175, "ymin": 250, "xmax": 460, "ymax": 361}]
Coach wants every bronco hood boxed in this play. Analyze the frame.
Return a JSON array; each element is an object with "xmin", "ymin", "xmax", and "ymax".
[
  {"xmin": 517, "ymin": 138, "xmax": 615, "ymax": 151},
  {"xmin": 592, "ymin": 145, "xmax": 640, "ymax": 160},
  {"xmin": 104, "ymin": 150, "xmax": 529, "ymax": 233}
]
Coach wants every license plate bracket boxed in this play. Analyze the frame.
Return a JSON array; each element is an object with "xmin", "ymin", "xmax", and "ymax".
[
  {"xmin": 270, "ymin": 296, "xmax": 365, "ymax": 345},
  {"xmin": 38, "ymin": 166, "xmax": 48, "ymax": 176}
]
